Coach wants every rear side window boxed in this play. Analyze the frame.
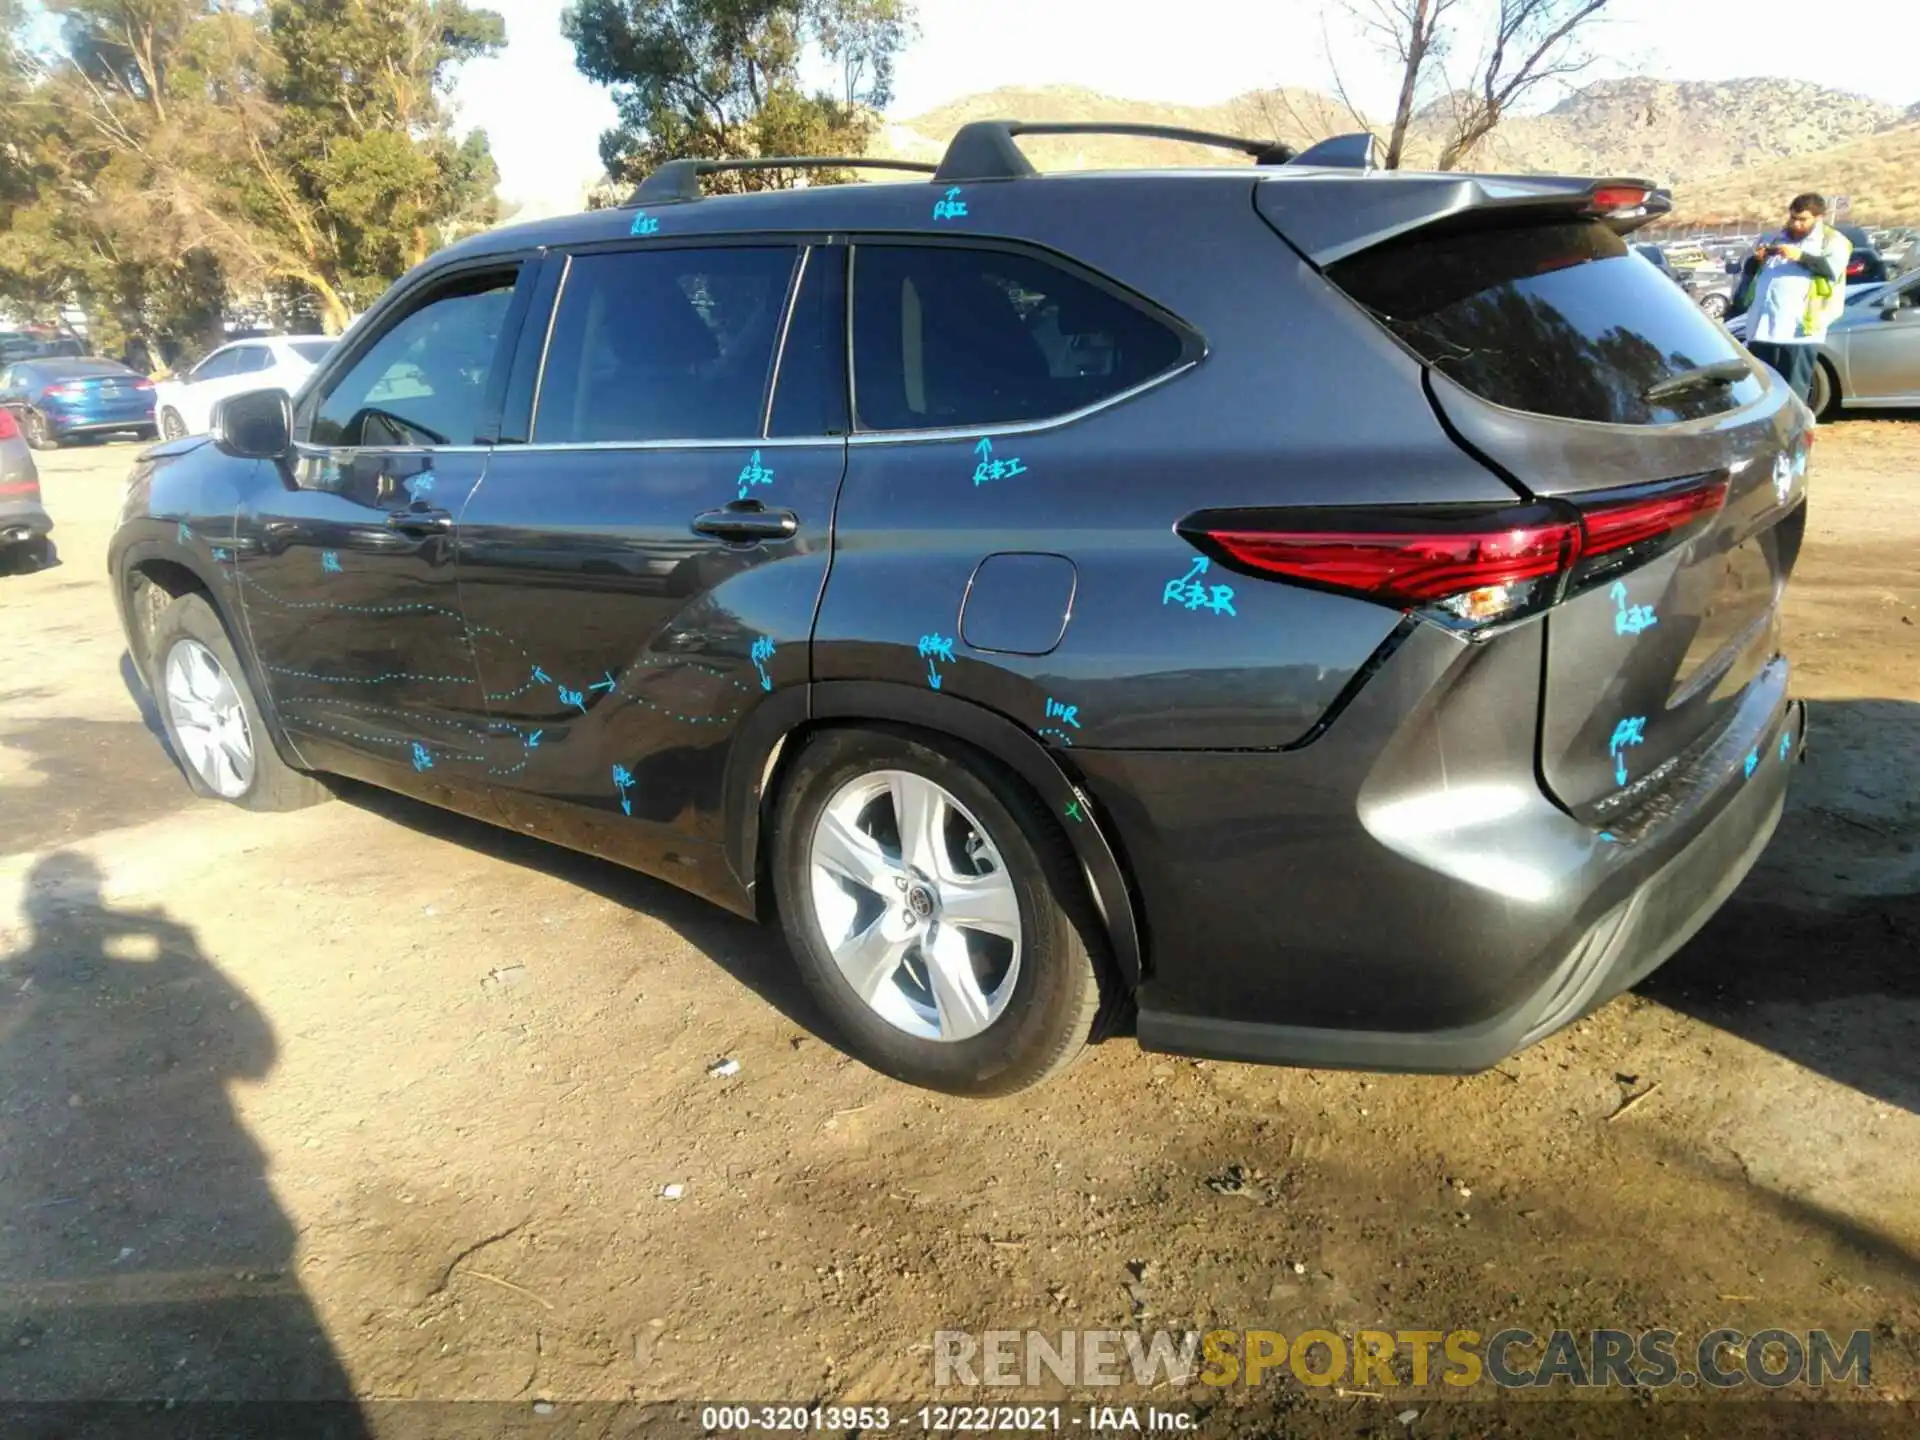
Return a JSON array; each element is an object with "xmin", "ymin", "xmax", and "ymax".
[
  {"xmin": 850, "ymin": 244, "xmax": 1187, "ymax": 431},
  {"xmin": 535, "ymin": 246, "xmax": 797, "ymax": 444},
  {"xmin": 1328, "ymin": 220, "xmax": 1763, "ymax": 425},
  {"xmin": 289, "ymin": 340, "xmax": 334, "ymax": 364}
]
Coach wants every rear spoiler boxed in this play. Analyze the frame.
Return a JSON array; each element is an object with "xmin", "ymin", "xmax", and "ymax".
[{"xmin": 1255, "ymin": 173, "xmax": 1673, "ymax": 269}]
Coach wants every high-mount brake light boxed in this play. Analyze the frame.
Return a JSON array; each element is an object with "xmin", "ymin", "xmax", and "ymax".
[
  {"xmin": 1182, "ymin": 475, "xmax": 1729, "ymax": 632},
  {"xmin": 1590, "ymin": 185, "xmax": 1652, "ymax": 214}
]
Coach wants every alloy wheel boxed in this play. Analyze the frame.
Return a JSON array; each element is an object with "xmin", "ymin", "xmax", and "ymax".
[
  {"xmin": 163, "ymin": 637, "xmax": 255, "ymax": 799},
  {"xmin": 161, "ymin": 408, "xmax": 186, "ymax": 440},
  {"xmin": 807, "ymin": 769, "xmax": 1022, "ymax": 1042}
]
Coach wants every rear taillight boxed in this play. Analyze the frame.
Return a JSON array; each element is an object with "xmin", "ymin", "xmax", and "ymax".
[
  {"xmin": 42, "ymin": 382, "xmax": 84, "ymax": 399},
  {"xmin": 1845, "ymin": 258, "xmax": 1866, "ymax": 278},
  {"xmin": 133, "ymin": 378, "xmax": 155, "ymax": 391},
  {"xmin": 1589, "ymin": 186, "xmax": 1651, "ymax": 214},
  {"xmin": 1181, "ymin": 474, "xmax": 1728, "ymax": 632},
  {"xmin": 0, "ymin": 407, "xmax": 17, "ymax": 440}
]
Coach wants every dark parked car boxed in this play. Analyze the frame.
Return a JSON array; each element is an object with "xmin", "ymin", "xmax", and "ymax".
[
  {"xmin": 1836, "ymin": 224, "xmax": 1890, "ymax": 286},
  {"xmin": 0, "ymin": 357, "xmax": 156, "ymax": 448},
  {"xmin": 108, "ymin": 125, "xmax": 1810, "ymax": 1096},
  {"xmin": 0, "ymin": 404, "xmax": 52, "ymax": 569}
]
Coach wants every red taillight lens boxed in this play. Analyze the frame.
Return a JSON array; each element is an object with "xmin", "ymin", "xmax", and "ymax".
[
  {"xmin": 1845, "ymin": 258, "xmax": 1866, "ymax": 277},
  {"xmin": 42, "ymin": 382, "xmax": 83, "ymax": 399},
  {"xmin": 1578, "ymin": 480, "xmax": 1729, "ymax": 558},
  {"xmin": 0, "ymin": 407, "xmax": 17, "ymax": 440},
  {"xmin": 1182, "ymin": 475, "xmax": 1728, "ymax": 630},
  {"xmin": 133, "ymin": 378, "xmax": 155, "ymax": 391},
  {"xmin": 1205, "ymin": 516, "xmax": 1580, "ymax": 606}
]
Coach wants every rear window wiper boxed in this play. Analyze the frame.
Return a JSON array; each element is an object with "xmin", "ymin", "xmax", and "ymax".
[{"xmin": 1643, "ymin": 358, "xmax": 1751, "ymax": 403}]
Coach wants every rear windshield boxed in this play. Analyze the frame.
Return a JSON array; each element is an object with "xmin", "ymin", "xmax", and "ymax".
[
  {"xmin": 289, "ymin": 340, "xmax": 334, "ymax": 363},
  {"xmin": 1327, "ymin": 220, "xmax": 1764, "ymax": 425}
]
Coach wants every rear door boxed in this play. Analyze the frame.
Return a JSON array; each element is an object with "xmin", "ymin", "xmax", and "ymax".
[
  {"xmin": 456, "ymin": 237, "xmax": 847, "ymax": 871},
  {"xmin": 1841, "ymin": 273, "xmax": 1920, "ymax": 403},
  {"xmin": 1294, "ymin": 196, "xmax": 1808, "ymax": 822}
]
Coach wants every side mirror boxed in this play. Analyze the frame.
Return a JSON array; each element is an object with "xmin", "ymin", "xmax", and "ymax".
[{"xmin": 211, "ymin": 387, "xmax": 292, "ymax": 459}]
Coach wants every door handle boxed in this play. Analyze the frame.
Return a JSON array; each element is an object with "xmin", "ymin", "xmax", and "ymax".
[
  {"xmin": 386, "ymin": 508, "xmax": 453, "ymax": 536},
  {"xmin": 690, "ymin": 502, "xmax": 799, "ymax": 543}
]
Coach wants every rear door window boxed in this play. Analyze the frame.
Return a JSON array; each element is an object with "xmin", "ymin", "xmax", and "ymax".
[
  {"xmin": 1327, "ymin": 220, "xmax": 1764, "ymax": 425},
  {"xmin": 533, "ymin": 246, "xmax": 798, "ymax": 443},
  {"xmin": 849, "ymin": 243, "xmax": 1188, "ymax": 431}
]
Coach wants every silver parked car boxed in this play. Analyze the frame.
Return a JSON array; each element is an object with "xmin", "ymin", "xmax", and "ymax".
[
  {"xmin": 0, "ymin": 402, "xmax": 52, "ymax": 569},
  {"xmin": 1729, "ymin": 270, "xmax": 1920, "ymax": 418}
]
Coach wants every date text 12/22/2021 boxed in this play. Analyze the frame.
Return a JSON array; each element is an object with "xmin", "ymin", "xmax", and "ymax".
[{"xmin": 700, "ymin": 1404, "xmax": 1198, "ymax": 1432}]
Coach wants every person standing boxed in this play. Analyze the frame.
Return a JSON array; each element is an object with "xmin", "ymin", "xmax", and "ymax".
[{"xmin": 1727, "ymin": 193, "xmax": 1851, "ymax": 408}]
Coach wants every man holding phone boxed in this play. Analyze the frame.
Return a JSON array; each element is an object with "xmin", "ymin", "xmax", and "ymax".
[{"xmin": 1727, "ymin": 192, "xmax": 1851, "ymax": 407}]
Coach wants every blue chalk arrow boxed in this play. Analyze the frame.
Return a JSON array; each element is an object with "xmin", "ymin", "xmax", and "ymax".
[{"xmin": 974, "ymin": 438, "xmax": 992, "ymax": 459}]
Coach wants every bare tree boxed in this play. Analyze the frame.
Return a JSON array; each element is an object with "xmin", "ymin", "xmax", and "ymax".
[
  {"xmin": 1434, "ymin": 0, "xmax": 1609, "ymax": 171},
  {"xmin": 1346, "ymin": 0, "xmax": 1461, "ymax": 169}
]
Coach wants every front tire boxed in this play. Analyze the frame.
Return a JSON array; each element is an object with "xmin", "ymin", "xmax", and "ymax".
[
  {"xmin": 1700, "ymin": 292, "xmax": 1728, "ymax": 318},
  {"xmin": 772, "ymin": 726, "xmax": 1103, "ymax": 1097},
  {"xmin": 147, "ymin": 592, "xmax": 331, "ymax": 811}
]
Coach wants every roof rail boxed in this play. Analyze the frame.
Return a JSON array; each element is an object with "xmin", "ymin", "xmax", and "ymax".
[
  {"xmin": 1287, "ymin": 132, "xmax": 1383, "ymax": 171},
  {"xmin": 624, "ymin": 156, "xmax": 939, "ymax": 206},
  {"xmin": 934, "ymin": 120, "xmax": 1298, "ymax": 183}
]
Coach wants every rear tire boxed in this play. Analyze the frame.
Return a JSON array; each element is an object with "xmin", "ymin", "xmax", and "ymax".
[
  {"xmin": 1700, "ymin": 292, "xmax": 1728, "ymax": 318},
  {"xmin": 23, "ymin": 409, "xmax": 58, "ymax": 450},
  {"xmin": 1809, "ymin": 358, "xmax": 1839, "ymax": 421},
  {"xmin": 146, "ymin": 592, "xmax": 331, "ymax": 812},
  {"xmin": 160, "ymin": 408, "xmax": 186, "ymax": 440},
  {"xmin": 771, "ymin": 726, "xmax": 1104, "ymax": 1097}
]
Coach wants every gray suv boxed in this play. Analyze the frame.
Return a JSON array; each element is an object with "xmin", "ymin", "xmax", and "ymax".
[{"xmin": 108, "ymin": 123, "xmax": 1809, "ymax": 1095}]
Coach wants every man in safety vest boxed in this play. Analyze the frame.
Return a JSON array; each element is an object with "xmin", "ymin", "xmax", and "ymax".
[{"xmin": 1728, "ymin": 192, "xmax": 1851, "ymax": 409}]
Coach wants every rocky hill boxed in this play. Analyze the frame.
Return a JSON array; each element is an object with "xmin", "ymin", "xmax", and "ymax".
[
  {"xmin": 1661, "ymin": 122, "xmax": 1920, "ymax": 227},
  {"xmin": 874, "ymin": 77, "xmax": 1919, "ymax": 222}
]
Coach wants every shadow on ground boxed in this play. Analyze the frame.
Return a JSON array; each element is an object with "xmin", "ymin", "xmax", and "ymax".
[
  {"xmin": 1643, "ymin": 699, "xmax": 1920, "ymax": 1114},
  {"xmin": 0, "ymin": 851, "xmax": 367, "ymax": 1433}
]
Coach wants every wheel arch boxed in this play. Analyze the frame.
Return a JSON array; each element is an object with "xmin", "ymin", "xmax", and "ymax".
[
  {"xmin": 724, "ymin": 681, "xmax": 1147, "ymax": 990},
  {"xmin": 115, "ymin": 540, "xmax": 306, "ymax": 770}
]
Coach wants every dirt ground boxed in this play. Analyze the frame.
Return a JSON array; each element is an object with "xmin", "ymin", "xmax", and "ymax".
[{"xmin": 1, "ymin": 420, "xmax": 1917, "ymax": 1439}]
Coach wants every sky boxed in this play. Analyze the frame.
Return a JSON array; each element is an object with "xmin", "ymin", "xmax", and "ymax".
[{"xmin": 453, "ymin": 0, "xmax": 1916, "ymax": 219}]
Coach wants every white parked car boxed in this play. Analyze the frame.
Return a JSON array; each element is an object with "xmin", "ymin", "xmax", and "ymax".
[{"xmin": 154, "ymin": 336, "xmax": 336, "ymax": 439}]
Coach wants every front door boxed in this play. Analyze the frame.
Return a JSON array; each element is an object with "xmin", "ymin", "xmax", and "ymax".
[
  {"xmin": 456, "ymin": 240, "xmax": 848, "ymax": 878},
  {"xmin": 234, "ymin": 262, "xmax": 529, "ymax": 805},
  {"xmin": 1843, "ymin": 274, "xmax": 1920, "ymax": 403}
]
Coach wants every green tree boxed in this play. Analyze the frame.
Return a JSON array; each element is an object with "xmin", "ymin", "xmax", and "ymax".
[{"xmin": 562, "ymin": 0, "xmax": 917, "ymax": 189}]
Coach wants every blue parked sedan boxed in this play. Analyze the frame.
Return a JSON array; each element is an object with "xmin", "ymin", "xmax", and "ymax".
[{"xmin": 0, "ymin": 357, "xmax": 157, "ymax": 449}]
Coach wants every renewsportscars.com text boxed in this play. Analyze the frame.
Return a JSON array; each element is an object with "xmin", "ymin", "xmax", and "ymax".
[{"xmin": 933, "ymin": 1327, "xmax": 1872, "ymax": 1390}]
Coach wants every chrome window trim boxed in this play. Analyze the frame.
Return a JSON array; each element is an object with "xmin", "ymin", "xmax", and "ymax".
[
  {"xmin": 844, "ymin": 359, "xmax": 1198, "ymax": 447},
  {"xmin": 526, "ymin": 253, "xmax": 572, "ymax": 444},
  {"xmin": 761, "ymin": 246, "xmax": 811, "ymax": 438},
  {"xmin": 482, "ymin": 435, "xmax": 841, "ymax": 455},
  {"xmin": 292, "ymin": 442, "xmax": 494, "ymax": 458}
]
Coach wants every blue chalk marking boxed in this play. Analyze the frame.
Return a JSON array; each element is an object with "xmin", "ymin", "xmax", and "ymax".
[
  {"xmin": 411, "ymin": 742, "xmax": 433, "ymax": 773},
  {"xmin": 1744, "ymin": 750, "xmax": 1759, "ymax": 779},
  {"xmin": 932, "ymin": 186, "xmax": 968, "ymax": 221},
  {"xmin": 613, "ymin": 763, "xmax": 635, "ymax": 815},
  {"xmin": 1064, "ymin": 800, "xmax": 1084, "ymax": 824},
  {"xmin": 526, "ymin": 729, "xmax": 543, "ymax": 749},
  {"xmin": 211, "ymin": 547, "xmax": 233, "ymax": 562},
  {"xmin": 750, "ymin": 636, "xmax": 777, "ymax": 691},
  {"xmin": 970, "ymin": 437, "xmax": 1028, "ymax": 486},
  {"xmin": 1779, "ymin": 731, "xmax": 1792, "ymax": 762},
  {"xmin": 404, "ymin": 471, "xmax": 435, "ymax": 500},
  {"xmin": 177, "ymin": 521, "xmax": 191, "ymax": 544},
  {"xmin": 321, "ymin": 550, "xmax": 342, "ymax": 574},
  {"xmin": 531, "ymin": 665, "xmax": 551, "ymax": 685},
  {"xmin": 630, "ymin": 211, "xmax": 660, "ymax": 236},
  {"xmin": 1597, "ymin": 831, "xmax": 1617, "ymax": 843},
  {"xmin": 1608, "ymin": 715, "xmax": 1647, "ymax": 787},
  {"xmin": 1044, "ymin": 697, "xmax": 1081, "ymax": 730},
  {"xmin": 590, "ymin": 670, "xmax": 617, "ymax": 693},
  {"xmin": 917, "ymin": 633, "xmax": 956, "ymax": 690},
  {"xmin": 736, "ymin": 450, "xmax": 774, "ymax": 499},
  {"xmin": 1609, "ymin": 580, "xmax": 1657, "ymax": 636},
  {"xmin": 1163, "ymin": 555, "xmax": 1236, "ymax": 615},
  {"xmin": 558, "ymin": 685, "xmax": 586, "ymax": 712}
]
